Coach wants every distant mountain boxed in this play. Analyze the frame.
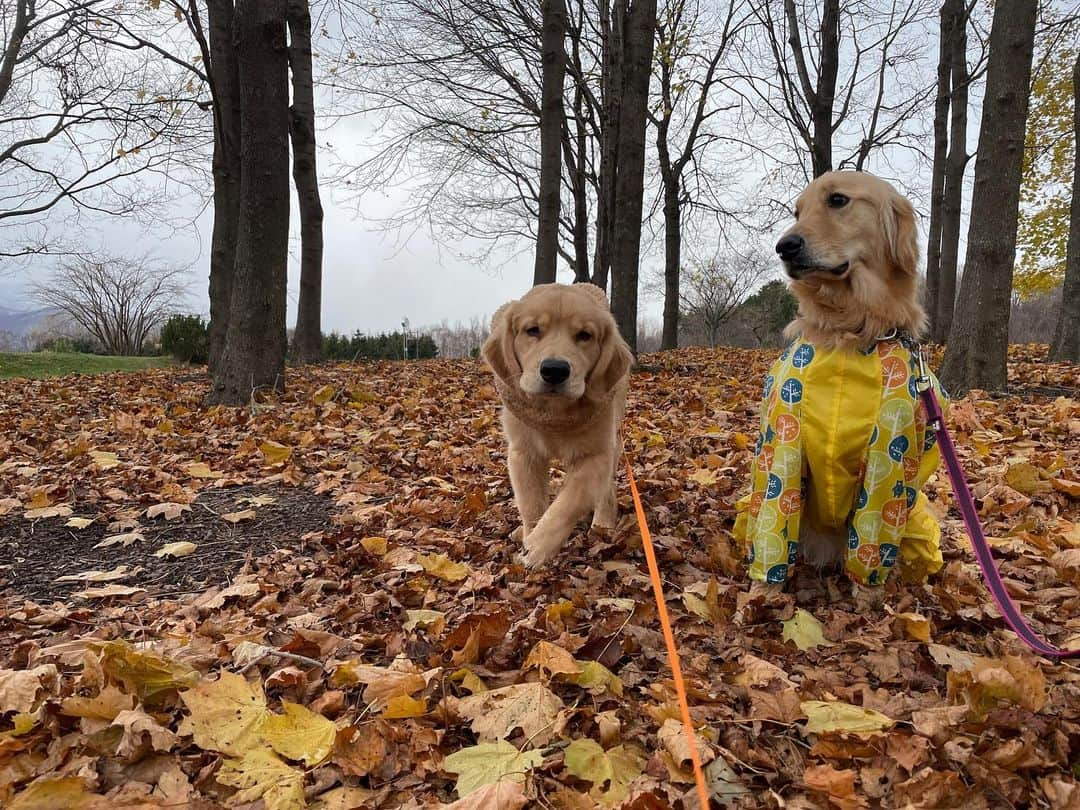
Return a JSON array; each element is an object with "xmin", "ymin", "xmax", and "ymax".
[{"xmin": 0, "ymin": 305, "xmax": 58, "ymax": 336}]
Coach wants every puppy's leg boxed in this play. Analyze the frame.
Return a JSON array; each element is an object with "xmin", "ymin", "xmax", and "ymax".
[
  {"xmin": 591, "ymin": 450, "xmax": 618, "ymax": 530},
  {"xmin": 508, "ymin": 447, "xmax": 549, "ymax": 542},
  {"xmin": 800, "ymin": 525, "xmax": 845, "ymax": 571},
  {"xmin": 521, "ymin": 454, "xmax": 609, "ymax": 568}
]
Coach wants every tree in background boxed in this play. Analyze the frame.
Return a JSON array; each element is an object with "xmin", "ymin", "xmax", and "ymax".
[
  {"xmin": 677, "ymin": 250, "xmax": 762, "ymax": 347},
  {"xmin": 940, "ymin": 0, "xmax": 1038, "ymax": 394},
  {"xmin": 210, "ymin": 0, "xmax": 291, "ymax": 404},
  {"xmin": 160, "ymin": 314, "xmax": 210, "ymax": 364},
  {"xmin": 1049, "ymin": 52, "xmax": 1079, "ymax": 363},
  {"xmin": 30, "ymin": 256, "xmax": 189, "ymax": 356},
  {"xmin": 288, "ymin": 0, "xmax": 326, "ymax": 365},
  {"xmin": 533, "ymin": 0, "xmax": 567, "ymax": 286}
]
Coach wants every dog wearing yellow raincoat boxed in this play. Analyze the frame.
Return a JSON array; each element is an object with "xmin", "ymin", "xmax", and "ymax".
[{"xmin": 737, "ymin": 172, "xmax": 946, "ymax": 588}]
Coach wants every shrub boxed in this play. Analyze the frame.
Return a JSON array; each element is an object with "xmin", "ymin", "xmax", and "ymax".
[
  {"xmin": 34, "ymin": 335, "xmax": 102, "ymax": 354},
  {"xmin": 160, "ymin": 314, "xmax": 209, "ymax": 364}
]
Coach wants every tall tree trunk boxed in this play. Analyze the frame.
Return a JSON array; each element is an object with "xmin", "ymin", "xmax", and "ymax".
[
  {"xmin": 811, "ymin": 0, "xmax": 839, "ymax": 177},
  {"xmin": 210, "ymin": 0, "xmax": 291, "ymax": 404},
  {"xmin": 206, "ymin": 0, "xmax": 242, "ymax": 376},
  {"xmin": 534, "ymin": 0, "xmax": 567, "ymax": 286},
  {"xmin": 1049, "ymin": 54, "xmax": 1080, "ymax": 363},
  {"xmin": 610, "ymin": 0, "xmax": 657, "ymax": 352},
  {"xmin": 288, "ymin": 0, "xmax": 324, "ymax": 365},
  {"xmin": 939, "ymin": 0, "xmax": 1036, "ymax": 395},
  {"xmin": 935, "ymin": 0, "xmax": 967, "ymax": 345},
  {"xmin": 592, "ymin": 0, "xmax": 622, "ymax": 294},
  {"xmin": 660, "ymin": 171, "xmax": 680, "ymax": 351},
  {"xmin": 925, "ymin": 0, "xmax": 952, "ymax": 341}
]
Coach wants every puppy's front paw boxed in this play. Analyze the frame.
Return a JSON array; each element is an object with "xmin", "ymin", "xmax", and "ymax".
[{"xmin": 518, "ymin": 529, "xmax": 565, "ymax": 570}]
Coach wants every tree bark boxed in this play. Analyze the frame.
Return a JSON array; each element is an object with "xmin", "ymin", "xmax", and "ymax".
[
  {"xmin": 592, "ymin": 0, "xmax": 623, "ymax": 294},
  {"xmin": 609, "ymin": 0, "xmax": 657, "ymax": 352},
  {"xmin": 1049, "ymin": 54, "xmax": 1080, "ymax": 363},
  {"xmin": 210, "ymin": 0, "xmax": 291, "ymax": 404},
  {"xmin": 533, "ymin": 0, "xmax": 567, "ymax": 286},
  {"xmin": 206, "ymin": 0, "xmax": 242, "ymax": 377},
  {"xmin": 935, "ymin": 0, "xmax": 967, "ymax": 344},
  {"xmin": 925, "ymin": 0, "xmax": 952, "ymax": 341},
  {"xmin": 940, "ymin": 0, "xmax": 1036, "ymax": 395},
  {"xmin": 287, "ymin": 0, "xmax": 325, "ymax": 365},
  {"xmin": 660, "ymin": 169, "xmax": 680, "ymax": 351},
  {"xmin": 784, "ymin": 0, "xmax": 839, "ymax": 177}
]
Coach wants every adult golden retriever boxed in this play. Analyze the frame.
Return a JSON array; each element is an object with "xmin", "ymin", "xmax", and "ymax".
[
  {"xmin": 740, "ymin": 171, "xmax": 945, "ymax": 600},
  {"xmin": 482, "ymin": 283, "xmax": 632, "ymax": 569}
]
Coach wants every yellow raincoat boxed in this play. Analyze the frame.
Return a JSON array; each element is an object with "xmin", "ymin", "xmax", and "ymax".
[{"xmin": 737, "ymin": 335, "xmax": 946, "ymax": 586}]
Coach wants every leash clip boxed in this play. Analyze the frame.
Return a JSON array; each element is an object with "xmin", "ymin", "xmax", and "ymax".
[{"xmin": 913, "ymin": 344, "xmax": 941, "ymax": 431}]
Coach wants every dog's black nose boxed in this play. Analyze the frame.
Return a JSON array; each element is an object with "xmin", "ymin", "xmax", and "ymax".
[
  {"xmin": 539, "ymin": 358, "xmax": 571, "ymax": 385},
  {"xmin": 776, "ymin": 234, "xmax": 805, "ymax": 261}
]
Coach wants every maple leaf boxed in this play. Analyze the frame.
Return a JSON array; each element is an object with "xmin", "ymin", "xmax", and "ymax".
[
  {"xmin": 218, "ymin": 747, "xmax": 306, "ymax": 810},
  {"xmin": 112, "ymin": 707, "xmax": 179, "ymax": 759},
  {"xmin": 563, "ymin": 739, "xmax": 645, "ymax": 807},
  {"xmin": 146, "ymin": 502, "xmax": 191, "ymax": 520},
  {"xmin": 442, "ymin": 779, "xmax": 529, "ymax": 810},
  {"xmin": 0, "ymin": 665, "xmax": 58, "ymax": 714},
  {"xmin": 801, "ymin": 701, "xmax": 895, "ymax": 737},
  {"xmin": 404, "ymin": 609, "xmax": 446, "ymax": 633},
  {"xmin": 94, "ymin": 640, "xmax": 199, "ymax": 701},
  {"xmin": 185, "ymin": 461, "xmax": 222, "ymax": 479},
  {"xmin": 180, "ymin": 671, "xmax": 270, "ymax": 756},
  {"xmin": 804, "ymin": 763, "xmax": 860, "ymax": 809},
  {"xmin": 7, "ymin": 777, "xmax": 91, "ymax": 810},
  {"xmin": 781, "ymin": 608, "xmax": 831, "ymax": 650},
  {"xmin": 415, "ymin": 552, "xmax": 470, "ymax": 581},
  {"xmin": 260, "ymin": 701, "xmax": 337, "ymax": 765},
  {"xmin": 93, "ymin": 531, "xmax": 143, "ymax": 548},
  {"xmin": 260, "ymin": 439, "xmax": 293, "ymax": 465},
  {"xmin": 524, "ymin": 641, "xmax": 582, "ymax": 678},
  {"xmin": 458, "ymin": 683, "xmax": 563, "ymax": 745},
  {"xmin": 60, "ymin": 685, "xmax": 135, "ymax": 725},
  {"xmin": 443, "ymin": 740, "xmax": 544, "ymax": 797},
  {"xmin": 222, "ymin": 508, "xmax": 257, "ymax": 523}
]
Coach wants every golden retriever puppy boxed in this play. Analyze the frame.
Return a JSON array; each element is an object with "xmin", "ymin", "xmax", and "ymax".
[
  {"xmin": 738, "ymin": 172, "xmax": 946, "ymax": 599},
  {"xmin": 482, "ymin": 283, "xmax": 633, "ymax": 569}
]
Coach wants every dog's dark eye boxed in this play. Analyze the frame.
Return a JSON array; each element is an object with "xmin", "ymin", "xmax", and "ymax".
[
  {"xmin": 576, "ymin": 330, "xmax": 592, "ymax": 342},
  {"xmin": 828, "ymin": 193, "xmax": 850, "ymax": 208},
  {"xmin": 525, "ymin": 326, "xmax": 541, "ymax": 338}
]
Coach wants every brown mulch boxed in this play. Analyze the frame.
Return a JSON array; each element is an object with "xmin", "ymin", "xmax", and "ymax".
[{"xmin": 0, "ymin": 484, "xmax": 335, "ymax": 603}]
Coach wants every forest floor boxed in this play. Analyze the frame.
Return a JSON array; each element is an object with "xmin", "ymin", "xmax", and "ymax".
[{"xmin": 2, "ymin": 346, "xmax": 1080, "ymax": 809}]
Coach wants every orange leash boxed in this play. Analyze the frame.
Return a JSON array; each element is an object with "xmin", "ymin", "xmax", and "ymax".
[{"xmin": 625, "ymin": 458, "xmax": 711, "ymax": 810}]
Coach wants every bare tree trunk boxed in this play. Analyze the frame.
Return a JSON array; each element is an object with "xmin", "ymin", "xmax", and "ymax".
[
  {"xmin": 534, "ymin": 0, "xmax": 567, "ymax": 286},
  {"xmin": 935, "ymin": 0, "xmax": 968, "ymax": 345},
  {"xmin": 940, "ymin": 0, "xmax": 1036, "ymax": 395},
  {"xmin": 610, "ymin": 0, "xmax": 657, "ymax": 352},
  {"xmin": 206, "ymin": 0, "xmax": 242, "ymax": 377},
  {"xmin": 287, "ymin": 0, "xmax": 324, "ymax": 365},
  {"xmin": 784, "ymin": 0, "xmax": 839, "ymax": 177},
  {"xmin": 592, "ymin": 0, "xmax": 622, "ymax": 294},
  {"xmin": 660, "ymin": 172, "xmax": 680, "ymax": 350},
  {"xmin": 925, "ymin": 0, "xmax": 952, "ymax": 341},
  {"xmin": 210, "ymin": 0, "xmax": 291, "ymax": 404},
  {"xmin": 1049, "ymin": 54, "xmax": 1080, "ymax": 363}
]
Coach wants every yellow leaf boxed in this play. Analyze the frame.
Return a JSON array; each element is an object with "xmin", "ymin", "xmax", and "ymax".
[
  {"xmin": 312, "ymin": 384, "xmax": 336, "ymax": 404},
  {"xmin": 218, "ymin": 747, "xmax": 306, "ymax": 810},
  {"xmin": 361, "ymin": 536, "xmax": 388, "ymax": 555},
  {"xmin": 113, "ymin": 707, "xmax": 179, "ymax": 758},
  {"xmin": 415, "ymin": 552, "xmax": 469, "ymax": 582},
  {"xmin": 801, "ymin": 700, "xmax": 895, "ymax": 737},
  {"xmin": 185, "ymin": 462, "xmax": 222, "ymax": 479},
  {"xmin": 1004, "ymin": 462, "xmax": 1050, "ymax": 495},
  {"xmin": 261, "ymin": 701, "xmax": 336, "ymax": 766},
  {"xmin": 683, "ymin": 578, "xmax": 721, "ymax": 623},
  {"xmin": 155, "ymin": 541, "xmax": 197, "ymax": 558},
  {"xmin": 330, "ymin": 662, "xmax": 425, "ymax": 701},
  {"xmin": 95, "ymin": 640, "xmax": 199, "ymax": 702},
  {"xmin": 65, "ymin": 517, "xmax": 93, "ymax": 529},
  {"xmin": 89, "ymin": 450, "xmax": 120, "ymax": 469},
  {"xmin": 524, "ymin": 641, "xmax": 582, "ymax": 677},
  {"xmin": 688, "ymin": 467, "xmax": 719, "ymax": 486},
  {"xmin": 564, "ymin": 660, "xmax": 623, "ymax": 697},
  {"xmin": 404, "ymin": 609, "xmax": 446, "ymax": 633},
  {"xmin": 564, "ymin": 739, "xmax": 645, "ymax": 807},
  {"xmin": 946, "ymin": 655, "xmax": 1047, "ymax": 716},
  {"xmin": 894, "ymin": 612, "xmax": 932, "ymax": 643},
  {"xmin": 260, "ymin": 440, "xmax": 293, "ymax": 465},
  {"xmin": 222, "ymin": 509, "xmax": 257, "ymax": 523},
  {"xmin": 8, "ymin": 777, "xmax": 92, "ymax": 810},
  {"xmin": 61, "ymin": 685, "xmax": 134, "ymax": 722},
  {"xmin": 451, "ymin": 668, "xmax": 488, "ymax": 695},
  {"xmin": 382, "ymin": 694, "xmax": 427, "ymax": 719},
  {"xmin": 312, "ymin": 786, "xmax": 380, "ymax": 810},
  {"xmin": 782, "ymin": 609, "xmax": 831, "ymax": 650},
  {"xmin": 180, "ymin": 671, "xmax": 269, "ymax": 755},
  {"xmin": 443, "ymin": 740, "xmax": 543, "ymax": 797},
  {"xmin": 26, "ymin": 490, "xmax": 50, "ymax": 509}
]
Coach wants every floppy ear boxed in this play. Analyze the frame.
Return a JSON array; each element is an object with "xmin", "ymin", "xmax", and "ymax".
[
  {"xmin": 574, "ymin": 281, "xmax": 610, "ymax": 309},
  {"xmin": 481, "ymin": 301, "xmax": 520, "ymax": 383},
  {"xmin": 586, "ymin": 323, "xmax": 633, "ymax": 401},
  {"xmin": 883, "ymin": 192, "xmax": 919, "ymax": 276}
]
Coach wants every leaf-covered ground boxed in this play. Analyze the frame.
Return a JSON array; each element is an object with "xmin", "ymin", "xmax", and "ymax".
[{"xmin": 2, "ymin": 346, "xmax": 1080, "ymax": 809}]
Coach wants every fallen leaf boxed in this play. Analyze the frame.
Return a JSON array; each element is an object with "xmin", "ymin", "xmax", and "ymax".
[
  {"xmin": 443, "ymin": 740, "xmax": 544, "ymax": 797},
  {"xmin": 222, "ymin": 508, "xmax": 257, "ymax": 523},
  {"xmin": 146, "ymin": 502, "xmax": 191, "ymax": 520},
  {"xmin": 260, "ymin": 440, "xmax": 293, "ymax": 465},
  {"xmin": 261, "ymin": 700, "xmax": 336, "ymax": 765},
  {"xmin": 95, "ymin": 640, "xmax": 200, "ymax": 701},
  {"xmin": 89, "ymin": 450, "xmax": 120, "ymax": 469},
  {"xmin": 113, "ymin": 707, "xmax": 179, "ymax": 758},
  {"xmin": 94, "ymin": 531, "xmax": 144, "ymax": 548},
  {"xmin": 180, "ymin": 671, "xmax": 270, "ymax": 755},
  {"xmin": 382, "ymin": 694, "xmax": 427, "ymax": 719},
  {"xmin": 801, "ymin": 700, "xmax": 895, "ymax": 737},
  {"xmin": 404, "ymin": 609, "xmax": 446, "ymax": 633},
  {"xmin": 0, "ymin": 665, "xmax": 58, "ymax": 714},
  {"xmin": 65, "ymin": 517, "xmax": 93, "ymax": 529},
  {"xmin": 55, "ymin": 565, "xmax": 132, "ymax": 583},
  {"xmin": 73, "ymin": 584, "xmax": 146, "ymax": 599},
  {"xmin": 218, "ymin": 747, "xmax": 306, "ymax": 810},
  {"xmin": 185, "ymin": 461, "xmax": 223, "ymax": 479},
  {"xmin": 360, "ymin": 535, "xmax": 388, "ymax": 555},
  {"xmin": 8, "ymin": 777, "xmax": 91, "ymax": 810},
  {"xmin": 564, "ymin": 660, "xmax": 623, "ymax": 697},
  {"xmin": 563, "ymin": 738, "xmax": 645, "ymax": 807},
  {"xmin": 893, "ymin": 612, "xmax": 932, "ymax": 643},
  {"xmin": 154, "ymin": 541, "xmax": 197, "ymax": 558},
  {"xmin": 24, "ymin": 504, "xmax": 73, "ymax": 520},
  {"xmin": 458, "ymin": 683, "xmax": 563, "ymax": 745},
  {"xmin": 782, "ymin": 609, "xmax": 831, "ymax": 650},
  {"xmin": 524, "ymin": 640, "xmax": 582, "ymax": 678},
  {"xmin": 415, "ymin": 552, "xmax": 470, "ymax": 582}
]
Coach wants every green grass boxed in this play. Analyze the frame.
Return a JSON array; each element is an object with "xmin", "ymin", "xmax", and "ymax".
[{"xmin": 0, "ymin": 352, "xmax": 173, "ymax": 379}]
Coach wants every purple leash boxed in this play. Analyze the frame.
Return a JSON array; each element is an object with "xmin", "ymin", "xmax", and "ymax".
[{"xmin": 916, "ymin": 353, "xmax": 1080, "ymax": 659}]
